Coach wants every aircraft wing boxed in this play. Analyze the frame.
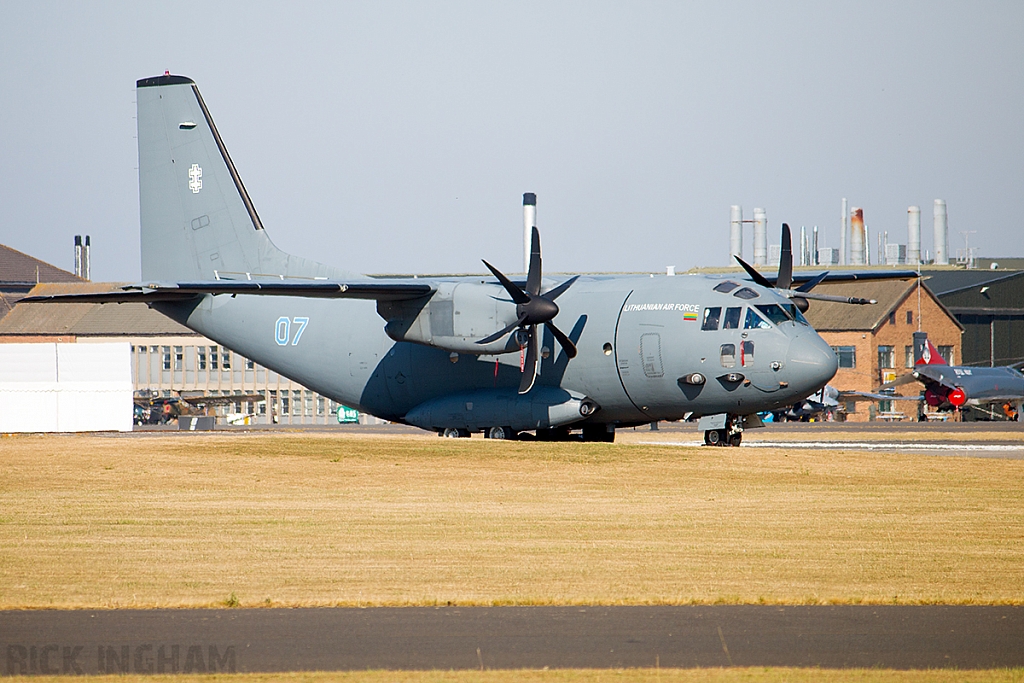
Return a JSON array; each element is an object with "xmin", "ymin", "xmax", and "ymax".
[
  {"xmin": 838, "ymin": 390, "xmax": 924, "ymax": 402},
  {"xmin": 21, "ymin": 280, "xmax": 436, "ymax": 304},
  {"xmin": 875, "ymin": 372, "xmax": 922, "ymax": 391}
]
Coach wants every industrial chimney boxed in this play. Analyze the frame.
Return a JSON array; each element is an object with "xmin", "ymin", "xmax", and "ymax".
[
  {"xmin": 729, "ymin": 205, "xmax": 743, "ymax": 262},
  {"xmin": 74, "ymin": 235, "xmax": 91, "ymax": 280},
  {"xmin": 907, "ymin": 206, "xmax": 921, "ymax": 265},
  {"xmin": 753, "ymin": 208, "xmax": 767, "ymax": 266},
  {"xmin": 849, "ymin": 208, "xmax": 866, "ymax": 265},
  {"xmin": 523, "ymin": 193, "xmax": 536, "ymax": 274},
  {"xmin": 840, "ymin": 198, "xmax": 848, "ymax": 266},
  {"xmin": 933, "ymin": 199, "xmax": 948, "ymax": 265}
]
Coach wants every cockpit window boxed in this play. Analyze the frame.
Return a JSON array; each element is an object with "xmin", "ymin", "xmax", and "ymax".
[
  {"xmin": 733, "ymin": 287, "xmax": 759, "ymax": 300},
  {"xmin": 722, "ymin": 306, "xmax": 742, "ymax": 329},
  {"xmin": 744, "ymin": 308, "xmax": 772, "ymax": 329},
  {"xmin": 782, "ymin": 303, "xmax": 810, "ymax": 325},
  {"xmin": 713, "ymin": 281, "xmax": 740, "ymax": 293},
  {"xmin": 702, "ymin": 306, "xmax": 722, "ymax": 330},
  {"xmin": 755, "ymin": 304, "xmax": 792, "ymax": 325}
]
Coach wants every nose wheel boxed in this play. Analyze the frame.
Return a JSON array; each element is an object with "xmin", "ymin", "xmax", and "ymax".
[{"xmin": 703, "ymin": 416, "xmax": 743, "ymax": 447}]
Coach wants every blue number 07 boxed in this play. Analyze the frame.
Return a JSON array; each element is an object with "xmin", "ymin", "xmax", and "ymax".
[{"xmin": 275, "ymin": 317, "xmax": 309, "ymax": 346}]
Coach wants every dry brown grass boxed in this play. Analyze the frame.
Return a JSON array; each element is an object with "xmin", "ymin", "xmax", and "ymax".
[
  {"xmin": 1, "ymin": 432, "xmax": 1023, "ymax": 609},
  {"xmin": 14, "ymin": 669, "xmax": 1024, "ymax": 682}
]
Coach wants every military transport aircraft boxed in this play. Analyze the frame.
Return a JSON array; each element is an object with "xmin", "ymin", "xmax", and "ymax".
[
  {"xmin": 26, "ymin": 73, "xmax": 882, "ymax": 445},
  {"xmin": 878, "ymin": 332, "xmax": 1024, "ymax": 417}
]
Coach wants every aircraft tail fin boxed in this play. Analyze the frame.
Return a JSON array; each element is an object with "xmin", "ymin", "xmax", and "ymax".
[
  {"xmin": 912, "ymin": 331, "xmax": 947, "ymax": 366},
  {"xmin": 136, "ymin": 74, "xmax": 348, "ymax": 282}
]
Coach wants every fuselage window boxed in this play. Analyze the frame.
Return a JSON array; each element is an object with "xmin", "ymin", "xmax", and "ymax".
[
  {"xmin": 782, "ymin": 303, "xmax": 810, "ymax": 325},
  {"xmin": 713, "ymin": 281, "xmax": 740, "ymax": 293},
  {"xmin": 720, "ymin": 343, "xmax": 736, "ymax": 368},
  {"xmin": 702, "ymin": 307, "xmax": 722, "ymax": 330},
  {"xmin": 743, "ymin": 308, "xmax": 772, "ymax": 330},
  {"xmin": 755, "ymin": 304, "xmax": 791, "ymax": 325},
  {"xmin": 722, "ymin": 306, "xmax": 742, "ymax": 329},
  {"xmin": 733, "ymin": 287, "xmax": 759, "ymax": 300},
  {"xmin": 741, "ymin": 340, "xmax": 754, "ymax": 366}
]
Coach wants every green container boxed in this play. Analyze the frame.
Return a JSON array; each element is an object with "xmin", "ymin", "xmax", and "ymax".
[{"xmin": 337, "ymin": 405, "xmax": 359, "ymax": 424}]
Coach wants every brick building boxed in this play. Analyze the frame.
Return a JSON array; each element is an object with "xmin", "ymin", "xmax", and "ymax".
[{"xmin": 803, "ymin": 278, "xmax": 962, "ymax": 421}]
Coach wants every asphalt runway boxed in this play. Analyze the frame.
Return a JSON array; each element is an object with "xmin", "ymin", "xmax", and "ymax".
[{"xmin": 3, "ymin": 606, "xmax": 1022, "ymax": 673}]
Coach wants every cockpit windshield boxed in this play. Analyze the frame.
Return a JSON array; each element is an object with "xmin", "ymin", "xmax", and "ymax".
[
  {"xmin": 755, "ymin": 304, "xmax": 792, "ymax": 325},
  {"xmin": 781, "ymin": 303, "xmax": 810, "ymax": 325}
]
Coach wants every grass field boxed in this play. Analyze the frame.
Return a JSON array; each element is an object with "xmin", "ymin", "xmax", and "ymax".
[{"xmin": 1, "ymin": 432, "xmax": 1023, "ymax": 608}]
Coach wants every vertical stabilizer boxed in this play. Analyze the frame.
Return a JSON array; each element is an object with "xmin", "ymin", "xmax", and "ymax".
[
  {"xmin": 913, "ymin": 331, "xmax": 947, "ymax": 366},
  {"xmin": 136, "ymin": 74, "xmax": 349, "ymax": 282}
]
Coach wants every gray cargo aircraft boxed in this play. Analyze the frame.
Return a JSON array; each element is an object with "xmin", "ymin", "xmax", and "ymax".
[{"xmin": 27, "ymin": 74, "xmax": 879, "ymax": 444}]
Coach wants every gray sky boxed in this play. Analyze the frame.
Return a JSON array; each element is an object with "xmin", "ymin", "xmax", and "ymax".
[{"xmin": 2, "ymin": 1, "xmax": 1022, "ymax": 281}]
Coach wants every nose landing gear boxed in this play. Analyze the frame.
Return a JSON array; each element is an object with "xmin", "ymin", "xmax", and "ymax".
[{"xmin": 702, "ymin": 415, "xmax": 743, "ymax": 447}]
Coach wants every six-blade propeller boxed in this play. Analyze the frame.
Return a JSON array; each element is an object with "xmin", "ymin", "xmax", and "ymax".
[{"xmin": 478, "ymin": 226, "xmax": 579, "ymax": 394}]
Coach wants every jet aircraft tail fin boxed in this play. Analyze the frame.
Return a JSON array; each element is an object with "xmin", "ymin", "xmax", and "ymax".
[
  {"xmin": 912, "ymin": 331, "xmax": 948, "ymax": 366},
  {"xmin": 136, "ymin": 74, "xmax": 349, "ymax": 282}
]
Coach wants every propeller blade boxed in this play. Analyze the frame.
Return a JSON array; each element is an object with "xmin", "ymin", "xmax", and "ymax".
[
  {"xmin": 482, "ymin": 260, "xmax": 529, "ymax": 304},
  {"xmin": 795, "ymin": 271, "xmax": 829, "ymax": 293},
  {"xmin": 476, "ymin": 313, "xmax": 528, "ymax": 345},
  {"xmin": 546, "ymin": 321, "xmax": 578, "ymax": 359},
  {"xmin": 526, "ymin": 226, "xmax": 542, "ymax": 296},
  {"xmin": 778, "ymin": 223, "xmax": 793, "ymax": 290},
  {"xmin": 543, "ymin": 275, "xmax": 579, "ymax": 301},
  {"xmin": 733, "ymin": 255, "xmax": 775, "ymax": 289},
  {"xmin": 519, "ymin": 325, "xmax": 539, "ymax": 394}
]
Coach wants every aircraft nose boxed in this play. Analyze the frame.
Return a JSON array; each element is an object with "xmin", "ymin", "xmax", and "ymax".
[{"xmin": 786, "ymin": 331, "xmax": 838, "ymax": 390}]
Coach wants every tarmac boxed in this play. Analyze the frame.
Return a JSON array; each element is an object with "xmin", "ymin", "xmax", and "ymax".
[{"xmin": 3, "ymin": 606, "xmax": 1023, "ymax": 673}]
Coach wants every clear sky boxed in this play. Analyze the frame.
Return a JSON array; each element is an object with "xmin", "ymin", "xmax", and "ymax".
[{"xmin": 1, "ymin": 1, "xmax": 1022, "ymax": 281}]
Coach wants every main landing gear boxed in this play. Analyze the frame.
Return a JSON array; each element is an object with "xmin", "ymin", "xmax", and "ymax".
[{"xmin": 703, "ymin": 415, "xmax": 743, "ymax": 447}]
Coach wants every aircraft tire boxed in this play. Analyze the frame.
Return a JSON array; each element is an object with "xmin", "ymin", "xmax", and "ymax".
[
  {"xmin": 728, "ymin": 432, "xmax": 742, "ymax": 447},
  {"xmin": 704, "ymin": 429, "xmax": 722, "ymax": 446},
  {"xmin": 581, "ymin": 425, "xmax": 615, "ymax": 442},
  {"xmin": 441, "ymin": 427, "xmax": 471, "ymax": 438},
  {"xmin": 485, "ymin": 426, "xmax": 516, "ymax": 440}
]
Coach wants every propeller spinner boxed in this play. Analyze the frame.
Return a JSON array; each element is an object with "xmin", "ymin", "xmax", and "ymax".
[{"xmin": 477, "ymin": 226, "xmax": 578, "ymax": 394}]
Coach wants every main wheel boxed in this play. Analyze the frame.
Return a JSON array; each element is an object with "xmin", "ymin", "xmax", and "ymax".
[
  {"xmin": 728, "ymin": 432, "xmax": 742, "ymax": 447},
  {"xmin": 485, "ymin": 426, "xmax": 516, "ymax": 440},
  {"xmin": 441, "ymin": 427, "xmax": 470, "ymax": 438},
  {"xmin": 704, "ymin": 429, "xmax": 722, "ymax": 446}
]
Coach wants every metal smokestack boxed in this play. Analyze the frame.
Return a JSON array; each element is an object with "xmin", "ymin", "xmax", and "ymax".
[
  {"xmin": 849, "ymin": 208, "xmax": 866, "ymax": 265},
  {"xmin": 933, "ymin": 199, "xmax": 948, "ymax": 265},
  {"xmin": 523, "ymin": 193, "xmax": 536, "ymax": 273},
  {"xmin": 83, "ymin": 235, "xmax": 90, "ymax": 281},
  {"xmin": 812, "ymin": 225, "xmax": 819, "ymax": 265},
  {"xmin": 74, "ymin": 235, "xmax": 82, "ymax": 278},
  {"xmin": 753, "ymin": 208, "xmax": 767, "ymax": 266},
  {"xmin": 840, "ymin": 198, "xmax": 848, "ymax": 265},
  {"xmin": 729, "ymin": 205, "xmax": 743, "ymax": 262},
  {"xmin": 907, "ymin": 206, "xmax": 921, "ymax": 265}
]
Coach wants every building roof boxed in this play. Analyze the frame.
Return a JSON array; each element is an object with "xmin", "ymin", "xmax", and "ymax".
[
  {"xmin": 920, "ymin": 268, "xmax": 1024, "ymax": 296},
  {"xmin": 803, "ymin": 278, "xmax": 961, "ymax": 332},
  {"xmin": 0, "ymin": 282, "xmax": 195, "ymax": 337},
  {"xmin": 0, "ymin": 244, "xmax": 83, "ymax": 288}
]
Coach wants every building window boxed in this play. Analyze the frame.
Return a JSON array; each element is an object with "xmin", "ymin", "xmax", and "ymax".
[
  {"xmin": 197, "ymin": 347, "xmax": 207, "ymax": 370},
  {"xmin": 906, "ymin": 310, "xmax": 913, "ymax": 325},
  {"xmin": 221, "ymin": 347, "xmax": 231, "ymax": 370},
  {"xmin": 245, "ymin": 357, "xmax": 255, "ymax": 370},
  {"xmin": 173, "ymin": 346, "xmax": 183, "ymax": 371},
  {"xmin": 304, "ymin": 391, "xmax": 314, "ymax": 416},
  {"xmin": 316, "ymin": 396, "xmax": 325, "ymax": 416},
  {"xmin": 845, "ymin": 400, "xmax": 857, "ymax": 414},
  {"xmin": 162, "ymin": 346, "xmax": 172, "ymax": 371},
  {"xmin": 832, "ymin": 346, "xmax": 856, "ymax": 368},
  {"xmin": 878, "ymin": 345, "xmax": 895, "ymax": 369},
  {"xmin": 889, "ymin": 311, "xmax": 896, "ymax": 325},
  {"xmin": 280, "ymin": 392, "xmax": 289, "ymax": 416},
  {"xmin": 905, "ymin": 345, "xmax": 914, "ymax": 368},
  {"xmin": 293, "ymin": 390, "xmax": 302, "ymax": 415},
  {"xmin": 938, "ymin": 345, "xmax": 954, "ymax": 364},
  {"xmin": 209, "ymin": 346, "xmax": 218, "ymax": 370}
]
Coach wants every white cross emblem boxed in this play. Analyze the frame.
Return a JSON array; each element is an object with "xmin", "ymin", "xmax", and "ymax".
[{"xmin": 188, "ymin": 163, "xmax": 203, "ymax": 193}]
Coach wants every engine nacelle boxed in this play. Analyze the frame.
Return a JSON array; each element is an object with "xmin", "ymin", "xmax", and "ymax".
[
  {"xmin": 378, "ymin": 282, "xmax": 522, "ymax": 355},
  {"xmin": 404, "ymin": 386, "xmax": 597, "ymax": 433}
]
